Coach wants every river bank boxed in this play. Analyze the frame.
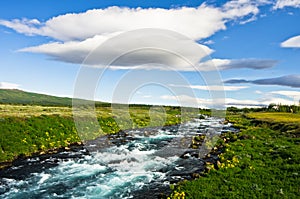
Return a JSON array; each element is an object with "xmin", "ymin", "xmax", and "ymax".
[
  {"xmin": 0, "ymin": 117, "xmax": 231, "ymax": 198},
  {"xmin": 1, "ymin": 104, "xmax": 208, "ymax": 163},
  {"xmin": 168, "ymin": 113, "xmax": 300, "ymax": 198}
]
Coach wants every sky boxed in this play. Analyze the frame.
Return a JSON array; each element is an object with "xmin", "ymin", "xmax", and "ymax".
[{"xmin": 0, "ymin": 0, "xmax": 300, "ymax": 108}]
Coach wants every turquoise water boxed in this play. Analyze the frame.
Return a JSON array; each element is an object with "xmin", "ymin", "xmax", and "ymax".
[{"xmin": 0, "ymin": 118, "xmax": 231, "ymax": 199}]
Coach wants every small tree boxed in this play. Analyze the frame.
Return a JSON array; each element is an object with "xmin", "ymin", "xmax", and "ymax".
[{"xmin": 268, "ymin": 103, "xmax": 277, "ymax": 111}]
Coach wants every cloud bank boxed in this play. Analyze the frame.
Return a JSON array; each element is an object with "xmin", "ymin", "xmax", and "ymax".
[
  {"xmin": 159, "ymin": 94, "xmax": 295, "ymax": 108},
  {"xmin": 225, "ymin": 75, "xmax": 300, "ymax": 88},
  {"xmin": 0, "ymin": 1, "xmax": 269, "ymax": 71},
  {"xmin": 0, "ymin": 2, "xmax": 259, "ymax": 41},
  {"xmin": 19, "ymin": 31, "xmax": 214, "ymax": 70},
  {"xmin": 271, "ymin": 90, "xmax": 300, "ymax": 98},
  {"xmin": 19, "ymin": 35, "xmax": 277, "ymax": 71},
  {"xmin": 169, "ymin": 84, "xmax": 248, "ymax": 91}
]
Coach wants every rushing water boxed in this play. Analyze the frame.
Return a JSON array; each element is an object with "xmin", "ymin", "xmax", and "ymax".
[{"xmin": 0, "ymin": 117, "xmax": 236, "ymax": 199}]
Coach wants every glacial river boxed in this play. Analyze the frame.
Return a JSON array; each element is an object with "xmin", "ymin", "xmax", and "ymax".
[{"xmin": 0, "ymin": 117, "xmax": 236, "ymax": 199}]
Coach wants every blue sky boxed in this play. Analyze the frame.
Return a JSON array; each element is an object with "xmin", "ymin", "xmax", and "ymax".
[{"xmin": 0, "ymin": 0, "xmax": 300, "ymax": 108}]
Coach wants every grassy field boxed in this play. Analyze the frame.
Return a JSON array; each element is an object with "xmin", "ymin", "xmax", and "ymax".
[
  {"xmin": 0, "ymin": 103, "xmax": 202, "ymax": 163},
  {"xmin": 3, "ymin": 89, "xmax": 299, "ymax": 198},
  {"xmin": 0, "ymin": 115, "xmax": 79, "ymax": 162},
  {"xmin": 0, "ymin": 104, "xmax": 72, "ymax": 117},
  {"xmin": 247, "ymin": 112, "xmax": 300, "ymax": 123},
  {"xmin": 0, "ymin": 89, "xmax": 207, "ymax": 163},
  {"xmin": 168, "ymin": 113, "xmax": 300, "ymax": 199}
]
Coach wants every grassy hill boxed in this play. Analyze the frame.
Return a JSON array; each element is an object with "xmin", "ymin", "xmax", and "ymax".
[
  {"xmin": 0, "ymin": 89, "xmax": 73, "ymax": 106},
  {"xmin": 0, "ymin": 89, "xmax": 185, "ymax": 162},
  {"xmin": 0, "ymin": 89, "xmax": 110, "ymax": 107}
]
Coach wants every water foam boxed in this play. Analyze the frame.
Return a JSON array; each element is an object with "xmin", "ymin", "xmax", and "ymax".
[{"xmin": 1, "ymin": 117, "xmax": 227, "ymax": 198}]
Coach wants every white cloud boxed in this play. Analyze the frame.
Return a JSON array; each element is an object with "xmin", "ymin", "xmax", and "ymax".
[
  {"xmin": 19, "ymin": 34, "xmax": 119, "ymax": 64},
  {"xmin": 160, "ymin": 94, "xmax": 214, "ymax": 108},
  {"xmin": 202, "ymin": 40, "xmax": 214, "ymax": 45},
  {"xmin": 271, "ymin": 90, "xmax": 300, "ymax": 98},
  {"xmin": 160, "ymin": 93, "xmax": 296, "ymax": 108},
  {"xmin": 19, "ymin": 35, "xmax": 277, "ymax": 71},
  {"xmin": 19, "ymin": 30, "xmax": 214, "ymax": 69},
  {"xmin": 196, "ymin": 85, "xmax": 248, "ymax": 91},
  {"xmin": 0, "ymin": 2, "xmax": 260, "ymax": 41},
  {"xmin": 229, "ymin": 96, "xmax": 296, "ymax": 106},
  {"xmin": 239, "ymin": 15, "xmax": 257, "ymax": 24},
  {"xmin": 273, "ymin": 0, "xmax": 300, "ymax": 9},
  {"xmin": 170, "ymin": 84, "xmax": 248, "ymax": 91},
  {"xmin": 0, "ymin": 18, "xmax": 42, "ymax": 36},
  {"xmin": 226, "ymin": 97, "xmax": 264, "ymax": 106},
  {"xmin": 142, "ymin": 95, "xmax": 152, "ymax": 98},
  {"xmin": 222, "ymin": 0, "xmax": 259, "ymax": 19},
  {"xmin": 0, "ymin": 82, "xmax": 20, "ymax": 89},
  {"xmin": 281, "ymin": 35, "xmax": 300, "ymax": 48},
  {"xmin": 260, "ymin": 97, "xmax": 295, "ymax": 105},
  {"xmin": 226, "ymin": 97, "xmax": 295, "ymax": 107},
  {"xmin": 0, "ymin": 1, "xmax": 267, "ymax": 71}
]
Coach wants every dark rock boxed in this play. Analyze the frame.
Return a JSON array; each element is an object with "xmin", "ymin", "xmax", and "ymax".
[
  {"xmin": 199, "ymin": 115, "xmax": 206, "ymax": 119},
  {"xmin": 0, "ymin": 143, "xmax": 87, "ymax": 180}
]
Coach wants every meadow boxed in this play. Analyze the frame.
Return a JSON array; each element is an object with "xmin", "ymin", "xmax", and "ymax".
[
  {"xmin": 1, "ymin": 89, "xmax": 299, "ymax": 198},
  {"xmin": 0, "ymin": 103, "xmax": 201, "ymax": 163},
  {"xmin": 168, "ymin": 113, "xmax": 300, "ymax": 199}
]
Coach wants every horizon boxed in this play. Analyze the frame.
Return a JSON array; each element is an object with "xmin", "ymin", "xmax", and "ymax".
[
  {"xmin": 2, "ymin": 87, "xmax": 297, "ymax": 109},
  {"xmin": 1, "ymin": 0, "xmax": 300, "ymax": 108}
]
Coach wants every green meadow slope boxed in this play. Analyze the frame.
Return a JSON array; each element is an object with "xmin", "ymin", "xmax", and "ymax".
[
  {"xmin": 0, "ymin": 89, "xmax": 111, "ymax": 107},
  {"xmin": 168, "ymin": 113, "xmax": 300, "ymax": 199},
  {"xmin": 0, "ymin": 89, "xmax": 73, "ymax": 106},
  {"xmin": 0, "ymin": 90, "xmax": 193, "ymax": 163}
]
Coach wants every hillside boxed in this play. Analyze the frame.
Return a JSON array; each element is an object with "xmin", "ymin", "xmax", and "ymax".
[
  {"xmin": 0, "ymin": 89, "xmax": 110, "ymax": 107},
  {"xmin": 0, "ymin": 89, "xmax": 73, "ymax": 106}
]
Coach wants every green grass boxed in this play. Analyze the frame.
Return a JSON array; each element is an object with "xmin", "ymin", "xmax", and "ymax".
[
  {"xmin": 2, "ymin": 90, "xmax": 299, "ymax": 198},
  {"xmin": 168, "ymin": 114, "xmax": 300, "ymax": 199},
  {"xmin": 0, "ymin": 88, "xmax": 203, "ymax": 163},
  {"xmin": 0, "ymin": 104, "xmax": 199, "ymax": 163},
  {"xmin": 247, "ymin": 112, "xmax": 300, "ymax": 123},
  {"xmin": 0, "ymin": 104, "xmax": 73, "ymax": 117},
  {"xmin": 0, "ymin": 115, "xmax": 80, "ymax": 162},
  {"xmin": 0, "ymin": 89, "xmax": 73, "ymax": 106},
  {"xmin": 0, "ymin": 89, "xmax": 110, "ymax": 107}
]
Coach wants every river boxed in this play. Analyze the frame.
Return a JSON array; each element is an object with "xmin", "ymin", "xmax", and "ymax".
[{"xmin": 0, "ymin": 117, "xmax": 236, "ymax": 199}]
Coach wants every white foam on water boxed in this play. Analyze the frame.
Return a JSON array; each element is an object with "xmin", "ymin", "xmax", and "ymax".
[
  {"xmin": 1, "ymin": 117, "xmax": 227, "ymax": 198},
  {"xmin": 38, "ymin": 173, "xmax": 51, "ymax": 184},
  {"xmin": 134, "ymin": 132, "xmax": 175, "ymax": 140},
  {"xmin": 57, "ymin": 160, "xmax": 107, "ymax": 176}
]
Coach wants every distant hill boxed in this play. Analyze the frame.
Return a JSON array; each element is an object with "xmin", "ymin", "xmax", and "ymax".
[
  {"xmin": 0, "ymin": 89, "xmax": 73, "ymax": 106},
  {"xmin": 0, "ymin": 89, "xmax": 110, "ymax": 107}
]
